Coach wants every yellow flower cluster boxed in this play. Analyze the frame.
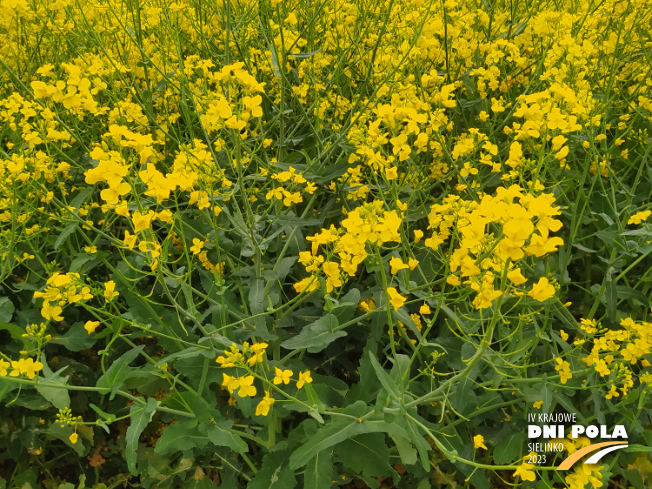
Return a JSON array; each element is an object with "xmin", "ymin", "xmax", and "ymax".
[
  {"xmin": 33, "ymin": 272, "xmax": 93, "ymax": 322},
  {"xmin": 266, "ymin": 166, "xmax": 316, "ymax": 207},
  {"xmin": 216, "ymin": 342, "xmax": 313, "ymax": 417},
  {"xmin": 0, "ymin": 357, "xmax": 43, "ymax": 379},
  {"xmin": 295, "ymin": 201, "xmax": 402, "ymax": 294},
  {"xmin": 425, "ymin": 185, "xmax": 563, "ymax": 308},
  {"xmin": 581, "ymin": 317, "xmax": 651, "ymax": 398}
]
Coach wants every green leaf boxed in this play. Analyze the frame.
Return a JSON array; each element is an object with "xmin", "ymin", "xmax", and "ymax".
[
  {"xmin": 36, "ymin": 355, "xmax": 70, "ymax": 409},
  {"xmin": 332, "ymin": 288, "xmax": 360, "ymax": 323},
  {"xmin": 96, "ymin": 346, "xmax": 144, "ymax": 399},
  {"xmin": 0, "ymin": 297, "xmax": 14, "ymax": 322},
  {"xmin": 390, "ymin": 433, "xmax": 417, "ymax": 466},
  {"xmin": 249, "ymin": 278, "xmax": 265, "ymax": 315},
  {"xmin": 47, "ymin": 424, "xmax": 86, "ymax": 456},
  {"xmin": 368, "ymin": 351, "xmax": 401, "ymax": 402},
  {"xmin": 126, "ymin": 398, "xmax": 158, "ymax": 476},
  {"xmin": 89, "ymin": 403, "xmax": 117, "ymax": 422},
  {"xmin": 248, "ymin": 450, "xmax": 297, "ymax": 489},
  {"xmin": 155, "ymin": 419, "xmax": 209, "ymax": 455},
  {"xmin": 554, "ymin": 392, "xmax": 587, "ymax": 423},
  {"xmin": 0, "ymin": 320, "xmax": 27, "ymax": 346},
  {"xmin": 625, "ymin": 444, "xmax": 652, "ymax": 453},
  {"xmin": 304, "ymin": 452, "xmax": 333, "ymax": 489},
  {"xmin": 405, "ymin": 416, "xmax": 431, "ymax": 471},
  {"xmin": 288, "ymin": 48, "xmax": 321, "ymax": 59},
  {"xmin": 201, "ymin": 421, "xmax": 249, "ymax": 453},
  {"xmin": 281, "ymin": 314, "xmax": 346, "ymax": 352},
  {"xmin": 289, "ymin": 416, "xmax": 409, "ymax": 470},
  {"xmin": 493, "ymin": 432, "xmax": 525, "ymax": 464},
  {"xmin": 334, "ymin": 433, "xmax": 393, "ymax": 478},
  {"xmin": 616, "ymin": 285, "xmax": 649, "ymax": 307},
  {"xmin": 523, "ymin": 383, "xmax": 553, "ymax": 414},
  {"xmin": 50, "ymin": 322, "xmax": 97, "ymax": 351},
  {"xmin": 54, "ymin": 222, "xmax": 78, "ymax": 250}
]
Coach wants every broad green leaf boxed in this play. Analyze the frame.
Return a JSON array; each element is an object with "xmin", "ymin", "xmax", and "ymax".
[
  {"xmin": 625, "ymin": 444, "xmax": 652, "ymax": 452},
  {"xmin": 47, "ymin": 423, "xmax": 86, "ymax": 456},
  {"xmin": 616, "ymin": 285, "xmax": 649, "ymax": 307},
  {"xmin": 0, "ymin": 321, "xmax": 28, "ymax": 347},
  {"xmin": 0, "ymin": 297, "xmax": 14, "ymax": 322},
  {"xmin": 36, "ymin": 355, "xmax": 70, "ymax": 409},
  {"xmin": 281, "ymin": 314, "xmax": 345, "ymax": 352},
  {"xmin": 334, "ymin": 433, "xmax": 393, "ymax": 478},
  {"xmin": 96, "ymin": 346, "xmax": 144, "ymax": 399},
  {"xmin": 523, "ymin": 383, "xmax": 553, "ymax": 414},
  {"xmin": 304, "ymin": 452, "xmax": 332, "ymax": 489},
  {"xmin": 69, "ymin": 253, "xmax": 97, "ymax": 274},
  {"xmin": 554, "ymin": 392, "xmax": 587, "ymax": 423},
  {"xmin": 89, "ymin": 403, "xmax": 117, "ymax": 422},
  {"xmin": 332, "ymin": 288, "xmax": 360, "ymax": 323},
  {"xmin": 154, "ymin": 419, "xmax": 209, "ymax": 455},
  {"xmin": 200, "ymin": 421, "xmax": 249, "ymax": 453},
  {"xmin": 50, "ymin": 322, "xmax": 97, "ymax": 351},
  {"xmin": 126, "ymin": 398, "xmax": 158, "ymax": 475},
  {"xmin": 405, "ymin": 416, "xmax": 431, "ymax": 470},
  {"xmin": 249, "ymin": 278, "xmax": 265, "ymax": 315},
  {"xmin": 289, "ymin": 416, "xmax": 410, "ymax": 470},
  {"xmin": 390, "ymin": 433, "xmax": 417, "ymax": 466},
  {"xmin": 368, "ymin": 351, "xmax": 401, "ymax": 402},
  {"xmin": 248, "ymin": 450, "xmax": 297, "ymax": 489},
  {"xmin": 54, "ymin": 222, "xmax": 78, "ymax": 250},
  {"xmin": 493, "ymin": 432, "xmax": 525, "ymax": 464}
]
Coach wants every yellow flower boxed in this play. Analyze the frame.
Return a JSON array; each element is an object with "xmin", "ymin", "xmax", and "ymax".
[
  {"xmin": 255, "ymin": 392, "xmax": 275, "ymax": 416},
  {"xmin": 419, "ymin": 304, "xmax": 431, "ymax": 315},
  {"xmin": 221, "ymin": 373, "xmax": 240, "ymax": 394},
  {"xmin": 41, "ymin": 303, "xmax": 64, "ymax": 322},
  {"xmin": 387, "ymin": 287, "xmax": 406, "ymax": 310},
  {"xmin": 507, "ymin": 268, "xmax": 527, "ymax": 286},
  {"xmin": 190, "ymin": 238, "xmax": 204, "ymax": 255},
  {"xmin": 555, "ymin": 357, "xmax": 572, "ymax": 384},
  {"xmin": 6, "ymin": 358, "xmax": 44, "ymax": 380},
  {"xmin": 358, "ymin": 298, "xmax": 376, "ymax": 312},
  {"xmin": 513, "ymin": 461, "xmax": 536, "ymax": 481},
  {"xmin": 560, "ymin": 329, "xmax": 569, "ymax": 342},
  {"xmin": 237, "ymin": 375, "xmax": 257, "ymax": 397},
  {"xmin": 627, "ymin": 210, "xmax": 651, "ymax": 225},
  {"xmin": 84, "ymin": 321, "xmax": 100, "ymax": 334},
  {"xmin": 132, "ymin": 210, "xmax": 155, "ymax": 233},
  {"xmin": 385, "ymin": 167, "xmax": 398, "ymax": 180},
  {"xmin": 157, "ymin": 210, "xmax": 174, "ymax": 223},
  {"xmin": 473, "ymin": 434, "xmax": 487, "ymax": 450},
  {"xmin": 296, "ymin": 370, "xmax": 313, "ymax": 389},
  {"xmin": 69, "ymin": 433, "xmax": 78, "ymax": 444},
  {"xmin": 0, "ymin": 359, "xmax": 10, "ymax": 376},
  {"xmin": 527, "ymin": 277, "xmax": 555, "ymax": 302},
  {"xmin": 533, "ymin": 400, "xmax": 543, "ymax": 409},
  {"xmin": 273, "ymin": 367, "xmax": 293, "ymax": 385},
  {"xmin": 413, "ymin": 230, "xmax": 424, "ymax": 243},
  {"xmin": 123, "ymin": 231, "xmax": 137, "ymax": 250},
  {"xmin": 389, "ymin": 257, "xmax": 409, "ymax": 275},
  {"xmin": 103, "ymin": 281, "xmax": 119, "ymax": 302}
]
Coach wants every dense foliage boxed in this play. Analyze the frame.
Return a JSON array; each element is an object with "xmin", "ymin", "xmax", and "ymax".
[{"xmin": 1, "ymin": 0, "xmax": 652, "ymax": 487}]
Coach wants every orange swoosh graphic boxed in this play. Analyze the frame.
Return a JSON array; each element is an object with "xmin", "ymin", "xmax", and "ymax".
[{"xmin": 557, "ymin": 441, "xmax": 628, "ymax": 470}]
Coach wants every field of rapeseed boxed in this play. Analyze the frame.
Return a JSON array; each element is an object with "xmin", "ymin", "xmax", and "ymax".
[{"xmin": 1, "ymin": 0, "xmax": 652, "ymax": 487}]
